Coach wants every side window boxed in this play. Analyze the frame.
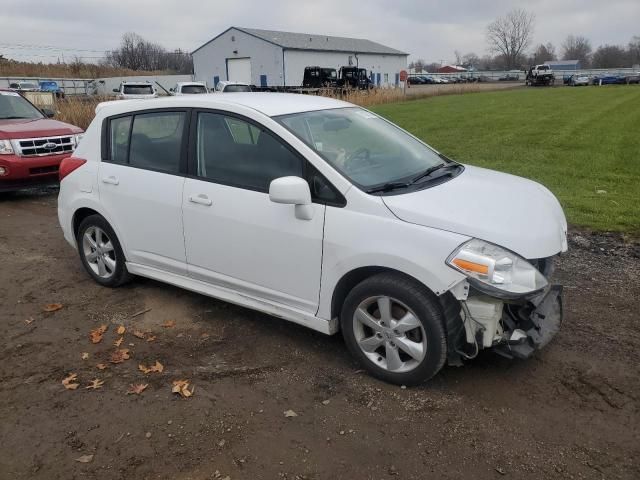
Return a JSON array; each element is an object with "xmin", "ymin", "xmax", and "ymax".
[
  {"xmin": 196, "ymin": 112, "xmax": 303, "ymax": 191},
  {"xmin": 129, "ymin": 112, "xmax": 185, "ymax": 173},
  {"xmin": 109, "ymin": 116, "xmax": 132, "ymax": 164}
]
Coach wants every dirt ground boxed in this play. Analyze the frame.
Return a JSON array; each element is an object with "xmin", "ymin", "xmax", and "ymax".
[{"xmin": 1, "ymin": 188, "xmax": 638, "ymax": 480}]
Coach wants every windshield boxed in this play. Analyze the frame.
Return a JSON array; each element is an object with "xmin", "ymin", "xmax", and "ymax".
[
  {"xmin": 223, "ymin": 85, "xmax": 251, "ymax": 92},
  {"xmin": 123, "ymin": 85, "xmax": 154, "ymax": 95},
  {"xmin": 181, "ymin": 85, "xmax": 207, "ymax": 94},
  {"xmin": 0, "ymin": 91, "xmax": 43, "ymax": 120},
  {"xmin": 276, "ymin": 107, "xmax": 445, "ymax": 190},
  {"xmin": 322, "ymin": 69, "xmax": 337, "ymax": 78}
]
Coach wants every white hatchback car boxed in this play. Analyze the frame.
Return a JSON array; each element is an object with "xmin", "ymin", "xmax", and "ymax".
[{"xmin": 58, "ymin": 93, "xmax": 567, "ymax": 385}]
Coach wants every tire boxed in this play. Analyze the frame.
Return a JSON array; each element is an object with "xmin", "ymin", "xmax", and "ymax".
[
  {"xmin": 76, "ymin": 214, "xmax": 132, "ymax": 287},
  {"xmin": 340, "ymin": 272, "xmax": 447, "ymax": 386}
]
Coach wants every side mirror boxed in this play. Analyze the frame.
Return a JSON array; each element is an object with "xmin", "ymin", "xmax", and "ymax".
[
  {"xmin": 41, "ymin": 107, "xmax": 55, "ymax": 118},
  {"xmin": 169, "ymin": 88, "xmax": 175, "ymax": 92},
  {"xmin": 269, "ymin": 176, "xmax": 314, "ymax": 220},
  {"xmin": 112, "ymin": 88, "xmax": 119, "ymax": 93}
]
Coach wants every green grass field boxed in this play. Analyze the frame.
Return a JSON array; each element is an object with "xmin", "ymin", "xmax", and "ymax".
[{"xmin": 372, "ymin": 86, "xmax": 640, "ymax": 234}]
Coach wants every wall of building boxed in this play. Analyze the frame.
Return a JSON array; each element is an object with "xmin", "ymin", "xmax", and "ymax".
[
  {"xmin": 284, "ymin": 50, "xmax": 407, "ymax": 87},
  {"xmin": 192, "ymin": 28, "xmax": 285, "ymax": 87}
]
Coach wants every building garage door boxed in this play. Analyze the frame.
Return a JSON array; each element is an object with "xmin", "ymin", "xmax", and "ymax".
[{"xmin": 227, "ymin": 58, "xmax": 252, "ymax": 83}]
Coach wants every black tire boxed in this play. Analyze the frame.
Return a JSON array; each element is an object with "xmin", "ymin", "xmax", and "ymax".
[
  {"xmin": 76, "ymin": 214, "xmax": 132, "ymax": 287},
  {"xmin": 340, "ymin": 272, "xmax": 447, "ymax": 386}
]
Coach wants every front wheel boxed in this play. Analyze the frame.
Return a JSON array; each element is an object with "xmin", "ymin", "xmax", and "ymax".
[{"xmin": 340, "ymin": 272, "xmax": 447, "ymax": 385}]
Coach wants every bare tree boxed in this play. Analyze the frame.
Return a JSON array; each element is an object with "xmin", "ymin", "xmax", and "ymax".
[
  {"xmin": 561, "ymin": 35, "xmax": 592, "ymax": 67},
  {"xmin": 454, "ymin": 50, "xmax": 462, "ymax": 65},
  {"xmin": 629, "ymin": 35, "xmax": 640, "ymax": 66},
  {"xmin": 530, "ymin": 43, "xmax": 557, "ymax": 64},
  {"xmin": 461, "ymin": 52, "xmax": 480, "ymax": 68},
  {"xmin": 486, "ymin": 8, "xmax": 535, "ymax": 69},
  {"xmin": 104, "ymin": 32, "xmax": 193, "ymax": 73},
  {"xmin": 591, "ymin": 44, "xmax": 629, "ymax": 68}
]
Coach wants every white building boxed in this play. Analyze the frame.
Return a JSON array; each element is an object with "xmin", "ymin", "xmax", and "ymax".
[{"xmin": 192, "ymin": 27, "xmax": 408, "ymax": 88}]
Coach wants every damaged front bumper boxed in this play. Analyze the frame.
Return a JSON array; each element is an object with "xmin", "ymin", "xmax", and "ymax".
[{"xmin": 443, "ymin": 283, "xmax": 563, "ymax": 366}]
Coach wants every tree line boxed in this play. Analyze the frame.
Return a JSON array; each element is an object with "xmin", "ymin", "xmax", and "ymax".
[
  {"xmin": 103, "ymin": 33, "xmax": 193, "ymax": 74},
  {"xmin": 410, "ymin": 9, "xmax": 640, "ymax": 72}
]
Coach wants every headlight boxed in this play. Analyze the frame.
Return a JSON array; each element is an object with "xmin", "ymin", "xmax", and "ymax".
[
  {"xmin": 73, "ymin": 134, "xmax": 84, "ymax": 148},
  {"xmin": 0, "ymin": 139, "xmax": 15, "ymax": 155},
  {"xmin": 447, "ymin": 239, "xmax": 548, "ymax": 295}
]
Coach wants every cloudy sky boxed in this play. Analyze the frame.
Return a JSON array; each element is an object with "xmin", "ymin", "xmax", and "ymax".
[{"xmin": 1, "ymin": 0, "xmax": 638, "ymax": 64}]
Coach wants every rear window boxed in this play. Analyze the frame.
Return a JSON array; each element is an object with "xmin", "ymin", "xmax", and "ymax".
[
  {"xmin": 223, "ymin": 85, "xmax": 251, "ymax": 93},
  {"xmin": 123, "ymin": 85, "xmax": 154, "ymax": 95},
  {"xmin": 181, "ymin": 85, "xmax": 207, "ymax": 94}
]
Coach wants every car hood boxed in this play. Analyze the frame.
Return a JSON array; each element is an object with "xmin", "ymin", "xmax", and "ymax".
[
  {"xmin": 382, "ymin": 165, "xmax": 568, "ymax": 259},
  {"xmin": 0, "ymin": 118, "xmax": 82, "ymax": 139}
]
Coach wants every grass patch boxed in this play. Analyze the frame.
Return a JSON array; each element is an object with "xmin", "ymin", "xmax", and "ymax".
[{"xmin": 371, "ymin": 86, "xmax": 640, "ymax": 234}]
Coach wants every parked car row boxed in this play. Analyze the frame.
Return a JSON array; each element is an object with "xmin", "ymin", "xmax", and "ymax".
[
  {"xmin": 563, "ymin": 73, "xmax": 640, "ymax": 86},
  {"xmin": 112, "ymin": 81, "xmax": 253, "ymax": 99},
  {"xmin": 8, "ymin": 80, "xmax": 65, "ymax": 97}
]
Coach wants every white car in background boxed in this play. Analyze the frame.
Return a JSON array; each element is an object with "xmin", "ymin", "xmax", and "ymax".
[
  {"xmin": 57, "ymin": 93, "xmax": 567, "ymax": 385},
  {"xmin": 113, "ymin": 82, "xmax": 157, "ymax": 100},
  {"xmin": 171, "ymin": 82, "xmax": 208, "ymax": 95},
  {"xmin": 215, "ymin": 81, "xmax": 252, "ymax": 93}
]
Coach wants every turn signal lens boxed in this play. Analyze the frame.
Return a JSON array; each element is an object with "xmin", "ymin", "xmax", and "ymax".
[
  {"xmin": 452, "ymin": 258, "xmax": 489, "ymax": 275},
  {"xmin": 59, "ymin": 157, "xmax": 86, "ymax": 181}
]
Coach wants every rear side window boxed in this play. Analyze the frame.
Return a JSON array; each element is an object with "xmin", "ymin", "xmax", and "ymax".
[{"xmin": 107, "ymin": 111, "xmax": 186, "ymax": 174}]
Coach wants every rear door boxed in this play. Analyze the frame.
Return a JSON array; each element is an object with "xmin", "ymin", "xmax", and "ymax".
[{"xmin": 98, "ymin": 109, "xmax": 189, "ymax": 275}]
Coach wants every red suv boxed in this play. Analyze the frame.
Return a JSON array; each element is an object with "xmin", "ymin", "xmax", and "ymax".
[{"xmin": 0, "ymin": 89, "xmax": 83, "ymax": 191}]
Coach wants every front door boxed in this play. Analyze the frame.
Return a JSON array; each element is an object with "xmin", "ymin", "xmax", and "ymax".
[
  {"xmin": 98, "ymin": 110, "xmax": 188, "ymax": 275},
  {"xmin": 182, "ymin": 111, "xmax": 324, "ymax": 313}
]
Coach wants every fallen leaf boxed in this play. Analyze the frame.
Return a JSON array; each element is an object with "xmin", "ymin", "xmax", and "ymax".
[
  {"xmin": 116, "ymin": 325, "xmax": 126, "ymax": 335},
  {"xmin": 139, "ymin": 360, "xmax": 164, "ymax": 374},
  {"xmin": 109, "ymin": 349, "xmax": 130, "ymax": 364},
  {"xmin": 81, "ymin": 352, "xmax": 89, "ymax": 360},
  {"xmin": 133, "ymin": 330, "xmax": 145, "ymax": 339},
  {"xmin": 127, "ymin": 383, "xmax": 148, "ymax": 395},
  {"xmin": 24, "ymin": 317, "xmax": 34, "ymax": 325},
  {"xmin": 86, "ymin": 378, "xmax": 104, "ymax": 390},
  {"xmin": 146, "ymin": 335, "xmax": 156, "ymax": 342},
  {"xmin": 43, "ymin": 303, "xmax": 63, "ymax": 312},
  {"xmin": 172, "ymin": 379, "xmax": 194, "ymax": 398},
  {"xmin": 162, "ymin": 320, "xmax": 176, "ymax": 328},
  {"xmin": 96, "ymin": 363, "xmax": 108, "ymax": 370},
  {"xmin": 284, "ymin": 409, "xmax": 298, "ymax": 418},
  {"xmin": 113, "ymin": 336, "xmax": 123, "ymax": 347},
  {"xmin": 62, "ymin": 373, "xmax": 79, "ymax": 390},
  {"xmin": 89, "ymin": 325, "xmax": 108, "ymax": 344},
  {"xmin": 75, "ymin": 454, "xmax": 94, "ymax": 463}
]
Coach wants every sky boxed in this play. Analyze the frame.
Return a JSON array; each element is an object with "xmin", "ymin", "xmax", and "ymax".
[{"xmin": 1, "ymin": 0, "xmax": 638, "ymax": 64}]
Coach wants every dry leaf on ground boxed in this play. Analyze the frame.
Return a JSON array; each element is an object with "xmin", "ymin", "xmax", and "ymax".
[
  {"xmin": 96, "ymin": 363, "xmax": 108, "ymax": 370},
  {"xmin": 109, "ymin": 349, "xmax": 130, "ymax": 364},
  {"xmin": 146, "ymin": 335, "xmax": 157, "ymax": 342},
  {"xmin": 116, "ymin": 325, "xmax": 126, "ymax": 335},
  {"xmin": 81, "ymin": 352, "xmax": 89, "ymax": 360},
  {"xmin": 162, "ymin": 320, "xmax": 176, "ymax": 328},
  {"xmin": 24, "ymin": 317, "xmax": 34, "ymax": 325},
  {"xmin": 113, "ymin": 336, "xmax": 123, "ymax": 347},
  {"xmin": 89, "ymin": 325, "xmax": 108, "ymax": 344},
  {"xmin": 43, "ymin": 303, "xmax": 63, "ymax": 312},
  {"xmin": 86, "ymin": 378, "xmax": 104, "ymax": 390},
  {"xmin": 75, "ymin": 454, "xmax": 94, "ymax": 463},
  {"xmin": 133, "ymin": 330, "xmax": 145, "ymax": 339},
  {"xmin": 127, "ymin": 383, "xmax": 148, "ymax": 395},
  {"xmin": 172, "ymin": 379, "xmax": 194, "ymax": 398},
  {"xmin": 62, "ymin": 373, "xmax": 79, "ymax": 390},
  {"xmin": 139, "ymin": 360, "xmax": 164, "ymax": 374},
  {"xmin": 284, "ymin": 409, "xmax": 298, "ymax": 418}
]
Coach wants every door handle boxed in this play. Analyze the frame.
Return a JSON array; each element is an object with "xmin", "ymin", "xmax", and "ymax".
[
  {"xmin": 102, "ymin": 176, "xmax": 119, "ymax": 185},
  {"xmin": 188, "ymin": 194, "xmax": 213, "ymax": 206}
]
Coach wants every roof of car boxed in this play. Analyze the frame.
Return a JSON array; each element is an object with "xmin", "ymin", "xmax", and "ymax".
[{"xmin": 96, "ymin": 93, "xmax": 353, "ymax": 117}]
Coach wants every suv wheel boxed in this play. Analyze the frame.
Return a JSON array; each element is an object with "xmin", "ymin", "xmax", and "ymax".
[
  {"xmin": 76, "ymin": 215, "xmax": 132, "ymax": 287},
  {"xmin": 340, "ymin": 272, "xmax": 447, "ymax": 386}
]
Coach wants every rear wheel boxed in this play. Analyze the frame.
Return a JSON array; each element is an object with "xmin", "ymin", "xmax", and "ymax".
[
  {"xmin": 76, "ymin": 215, "xmax": 132, "ymax": 287},
  {"xmin": 340, "ymin": 272, "xmax": 447, "ymax": 385}
]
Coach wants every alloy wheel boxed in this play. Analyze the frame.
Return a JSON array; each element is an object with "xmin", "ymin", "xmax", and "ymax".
[
  {"xmin": 82, "ymin": 226, "xmax": 116, "ymax": 279},
  {"xmin": 352, "ymin": 296, "xmax": 427, "ymax": 373}
]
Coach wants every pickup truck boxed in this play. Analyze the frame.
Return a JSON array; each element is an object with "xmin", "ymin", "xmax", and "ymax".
[
  {"xmin": 0, "ymin": 90, "xmax": 83, "ymax": 191},
  {"xmin": 525, "ymin": 65, "xmax": 555, "ymax": 86}
]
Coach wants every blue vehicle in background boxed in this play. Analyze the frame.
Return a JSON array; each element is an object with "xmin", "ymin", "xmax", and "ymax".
[
  {"xmin": 591, "ymin": 73, "xmax": 626, "ymax": 85},
  {"xmin": 39, "ymin": 81, "xmax": 65, "ymax": 98}
]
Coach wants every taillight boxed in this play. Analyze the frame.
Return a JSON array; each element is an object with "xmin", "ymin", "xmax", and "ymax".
[{"xmin": 59, "ymin": 157, "xmax": 87, "ymax": 181}]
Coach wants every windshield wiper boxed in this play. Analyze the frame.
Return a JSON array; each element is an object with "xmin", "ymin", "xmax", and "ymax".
[
  {"xmin": 0, "ymin": 116, "xmax": 33, "ymax": 120},
  {"xmin": 410, "ymin": 163, "xmax": 459, "ymax": 184},
  {"xmin": 366, "ymin": 181, "xmax": 411, "ymax": 194}
]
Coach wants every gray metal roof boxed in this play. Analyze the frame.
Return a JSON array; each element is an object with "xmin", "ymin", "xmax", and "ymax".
[{"xmin": 193, "ymin": 27, "xmax": 408, "ymax": 56}]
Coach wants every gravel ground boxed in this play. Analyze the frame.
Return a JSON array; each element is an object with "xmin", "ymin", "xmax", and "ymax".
[{"xmin": 1, "ymin": 188, "xmax": 638, "ymax": 480}]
